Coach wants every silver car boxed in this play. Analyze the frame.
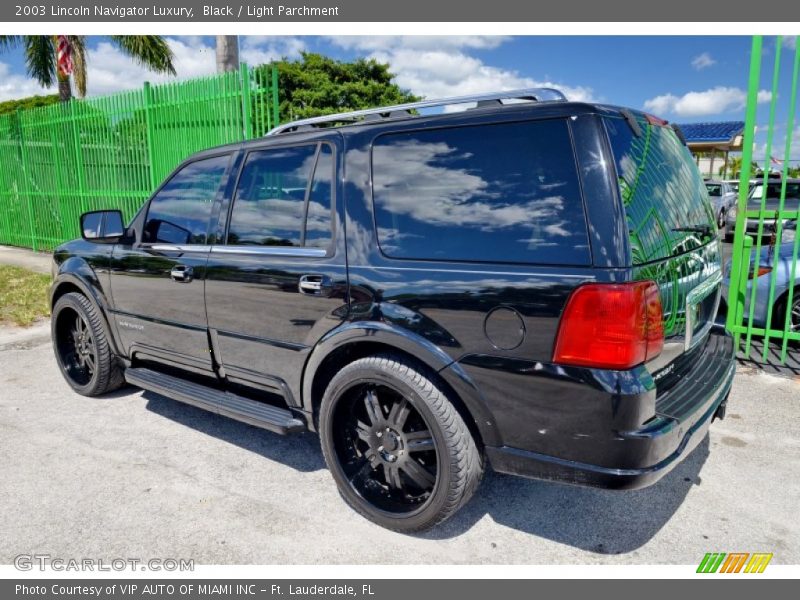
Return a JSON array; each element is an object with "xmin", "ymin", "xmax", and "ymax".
[
  {"xmin": 724, "ymin": 179, "xmax": 800, "ymax": 241},
  {"xmin": 706, "ymin": 180, "xmax": 737, "ymax": 229}
]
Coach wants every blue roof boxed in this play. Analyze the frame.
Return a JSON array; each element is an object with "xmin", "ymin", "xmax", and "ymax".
[{"xmin": 674, "ymin": 121, "xmax": 744, "ymax": 143}]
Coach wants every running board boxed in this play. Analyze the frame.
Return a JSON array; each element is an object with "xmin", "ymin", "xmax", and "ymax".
[{"xmin": 125, "ymin": 367, "xmax": 306, "ymax": 435}]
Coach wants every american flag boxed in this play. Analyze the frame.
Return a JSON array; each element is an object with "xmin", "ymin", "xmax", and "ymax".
[
  {"xmin": 57, "ymin": 35, "xmax": 73, "ymax": 77},
  {"xmin": 770, "ymin": 155, "xmax": 784, "ymax": 167}
]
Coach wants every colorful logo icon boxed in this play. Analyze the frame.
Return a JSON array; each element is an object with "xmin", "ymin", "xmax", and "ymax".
[{"xmin": 697, "ymin": 552, "xmax": 773, "ymax": 573}]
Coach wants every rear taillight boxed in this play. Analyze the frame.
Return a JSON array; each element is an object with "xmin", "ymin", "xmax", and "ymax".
[
  {"xmin": 749, "ymin": 266, "xmax": 772, "ymax": 279},
  {"xmin": 552, "ymin": 281, "xmax": 665, "ymax": 370}
]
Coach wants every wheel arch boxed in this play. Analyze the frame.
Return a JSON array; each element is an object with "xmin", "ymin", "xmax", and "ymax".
[
  {"xmin": 301, "ymin": 321, "xmax": 500, "ymax": 447},
  {"xmin": 51, "ymin": 268, "xmax": 123, "ymax": 358}
]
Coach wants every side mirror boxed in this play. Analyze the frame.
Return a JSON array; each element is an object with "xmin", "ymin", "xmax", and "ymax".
[{"xmin": 80, "ymin": 210, "xmax": 126, "ymax": 243}]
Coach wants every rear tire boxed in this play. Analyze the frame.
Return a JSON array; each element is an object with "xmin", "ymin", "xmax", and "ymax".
[
  {"xmin": 52, "ymin": 292, "xmax": 125, "ymax": 396},
  {"xmin": 318, "ymin": 353, "xmax": 483, "ymax": 532}
]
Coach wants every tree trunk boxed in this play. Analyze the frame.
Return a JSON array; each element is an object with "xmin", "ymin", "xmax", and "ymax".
[
  {"xmin": 58, "ymin": 75, "xmax": 72, "ymax": 103},
  {"xmin": 216, "ymin": 36, "xmax": 239, "ymax": 73}
]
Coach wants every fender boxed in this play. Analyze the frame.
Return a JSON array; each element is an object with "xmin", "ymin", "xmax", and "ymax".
[
  {"xmin": 301, "ymin": 320, "xmax": 501, "ymax": 446},
  {"xmin": 51, "ymin": 258, "xmax": 124, "ymax": 359}
]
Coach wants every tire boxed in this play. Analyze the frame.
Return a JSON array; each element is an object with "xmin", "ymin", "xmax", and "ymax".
[
  {"xmin": 773, "ymin": 286, "xmax": 800, "ymax": 346},
  {"xmin": 318, "ymin": 353, "xmax": 484, "ymax": 532},
  {"xmin": 51, "ymin": 292, "xmax": 125, "ymax": 396},
  {"xmin": 718, "ymin": 209, "xmax": 726, "ymax": 229}
]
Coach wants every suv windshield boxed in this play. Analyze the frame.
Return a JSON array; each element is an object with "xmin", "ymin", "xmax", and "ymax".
[
  {"xmin": 749, "ymin": 181, "xmax": 800, "ymax": 202},
  {"xmin": 605, "ymin": 115, "xmax": 715, "ymax": 265},
  {"xmin": 705, "ymin": 184, "xmax": 722, "ymax": 196}
]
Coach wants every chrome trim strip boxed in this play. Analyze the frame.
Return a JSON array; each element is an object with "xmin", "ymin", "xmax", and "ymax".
[
  {"xmin": 267, "ymin": 87, "xmax": 567, "ymax": 135},
  {"xmin": 147, "ymin": 244, "xmax": 212, "ymax": 253},
  {"xmin": 210, "ymin": 246, "xmax": 328, "ymax": 258}
]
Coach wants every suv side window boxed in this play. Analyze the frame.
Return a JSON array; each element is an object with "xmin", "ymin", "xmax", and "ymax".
[
  {"xmin": 371, "ymin": 119, "xmax": 591, "ymax": 265},
  {"xmin": 227, "ymin": 143, "xmax": 334, "ymax": 249},
  {"xmin": 142, "ymin": 154, "xmax": 230, "ymax": 245}
]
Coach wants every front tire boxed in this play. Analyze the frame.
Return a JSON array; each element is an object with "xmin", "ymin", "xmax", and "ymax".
[
  {"xmin": 319, "ymin": 354, "xmax": 483, "ymax": 532},
  {"xmin": 52, "ymin": 292, "xmax": 125, "ymax": 396},
  {"xmin": 773, "ymin": 287, "xmax": 800, "ymax": 346}
]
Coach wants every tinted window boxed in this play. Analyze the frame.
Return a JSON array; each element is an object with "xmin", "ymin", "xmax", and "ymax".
[
  {"xmin": 605, "ymin": 116, "xmax": 715, "ymax": 264},
  {"xmin": 750, "ymin": 182, "xmax": 800, "ymax": 200},
  {"xmin": 371, "ymin": 120, "xmax": 590, "ymax": 265},
  {"xmin": 143, "ymin": 155, "xmax": 229, "ymax": 244},
  {"xmin": 305, "ymin": 144, "xmax": 334, "ymax": 249},
  {"xmin": 228, "ymin": 144, "xmax": 333, "ymax": 248},
  {"xmin": 705, "ymin": 184, "xmax": 721, "ymax": 196}
]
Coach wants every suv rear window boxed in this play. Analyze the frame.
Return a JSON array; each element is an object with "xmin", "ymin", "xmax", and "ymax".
[
  {"xmin": 605, "ymin": 116, "xmax": 715, "ymax": 265},
  {"xmin": 371, "ymin": 119, "xmax": 591, "ymax": 265}
]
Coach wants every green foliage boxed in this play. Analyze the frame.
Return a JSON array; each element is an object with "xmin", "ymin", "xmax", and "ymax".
[
  {"xmin": 256, "ymin": 52, "xmax": 419, "ymax": 121},
  {"xmin": 0, "ymin": 265, "xmax": 51, "ymax": 327},
  {"xmin": 787, "ymin": 164, "xmax": 800, "ymax": 178},
  {"xmin": 720, "ymin": 155, "xmax": 760, "ymax": 179},
  {"xmin": 0, "ymin": 94, "xmax": 59, "ymax": 116}
]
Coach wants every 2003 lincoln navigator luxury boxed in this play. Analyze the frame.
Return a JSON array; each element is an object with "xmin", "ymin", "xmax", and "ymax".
[{"xmin": 50, "ymin": 89, "xmax": 735, "ymax": 532}]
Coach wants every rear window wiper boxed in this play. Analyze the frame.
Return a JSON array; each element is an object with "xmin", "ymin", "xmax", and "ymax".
[{"xmin": 672, "ymin": 224, "xmax": 714, "ymax": 237}]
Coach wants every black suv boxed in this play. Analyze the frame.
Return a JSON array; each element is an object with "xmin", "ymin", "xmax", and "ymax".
[{"xmin": 50, "ymin": 89, "xmax": 735, "ymax": 532}]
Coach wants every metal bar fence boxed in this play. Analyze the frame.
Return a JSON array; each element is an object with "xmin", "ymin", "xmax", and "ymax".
[
  {"xmin": 0, "ymin": 62, "xmax": 279, "ymax": 252},
  {"xmin": 726, "ymin": 36, "xmax": 800, "ymax": 363}
]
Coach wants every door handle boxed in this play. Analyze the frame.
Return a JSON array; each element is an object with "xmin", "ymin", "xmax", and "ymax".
[
  {"xmin": 298, "ymin": 274, "xmax": 332, "ymax": 297},
  {"xmin": 170, "ymin": 265, "xmax": 194, "ymax": 283}
]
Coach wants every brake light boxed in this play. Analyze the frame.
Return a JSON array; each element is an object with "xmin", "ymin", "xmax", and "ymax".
[
  {"xmin": 645, "ymin": 113, "xmax": 669, "ymax": 127},
  {"xmin": 749, "ymin": 266, "xmax": 772, "ymax": 279},
  {"xmin": 552, "ymin": 281, "xmax": 665, "ymax": 370}
]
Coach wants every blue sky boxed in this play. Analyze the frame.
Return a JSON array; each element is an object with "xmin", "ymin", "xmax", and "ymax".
[{"xmin": 0, "ymin": 35, "xmax": 797, "ymax": 162}]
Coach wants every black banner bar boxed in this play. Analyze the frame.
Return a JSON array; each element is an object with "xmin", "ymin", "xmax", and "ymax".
[{"xmin": 2, "ymin": 0, "xmax": 799, "ymax": 22}]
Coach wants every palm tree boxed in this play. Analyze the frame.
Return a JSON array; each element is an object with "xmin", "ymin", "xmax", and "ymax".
[
  {"xmin": 0, "ymin": 35, "xmax": 176, "ymax": 102},
  {"xmin": 215, "ymin": 36, "xmax": 239, "ymax": 73}
]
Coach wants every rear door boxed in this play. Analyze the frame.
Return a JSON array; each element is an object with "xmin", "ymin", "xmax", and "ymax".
[
  {"xmin": 204, "ymin": 135, "xmax": 348, "ymax": 402},
  {"xmin": 604, "ymin": 114, "xmax": 721, "ymax": 371}
]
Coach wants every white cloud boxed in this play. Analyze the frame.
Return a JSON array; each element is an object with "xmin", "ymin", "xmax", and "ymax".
[
  {"xmin": 691, "ymin": 52, "xmax": 716, "ymax": 70},
  {"xmin": 327, "ymin": 36, "xmax": 596, "ymax": 106},
  {"xmin": 0, "ymin": 62, "xmax": 54, "ymax": 101},
  {"xmin": 643, "ymin": 86, "xmax": 772, "ymax": 118}
]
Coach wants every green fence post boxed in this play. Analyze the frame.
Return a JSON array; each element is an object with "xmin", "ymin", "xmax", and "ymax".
[
  {"xmin": 16, "ymin": 109, "xmax": 37, "ymax": 252},
  {"xmin": 727, "ymin": 35, "xmax": 762, "ymax": 343},
  {"xmin": 272, "ymin": 65, "xmax": 280, "ymax": 126},
  {"xmin": 240, "ymin": 62, "xmax": 253, "ymax": 140},
  {"xmin": 142, "ymin": 81, "xmax": 157, "ymax": 191}
]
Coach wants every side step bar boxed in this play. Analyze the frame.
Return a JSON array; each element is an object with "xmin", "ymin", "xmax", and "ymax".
[{"xmin": 125, "ymin": 367, "xmax": 306, "ymax": 435}]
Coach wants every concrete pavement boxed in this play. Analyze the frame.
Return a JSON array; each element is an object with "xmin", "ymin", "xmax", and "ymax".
[{"xmin": 0, "ymin": 245, "xmax": 52, "ymax": 275}]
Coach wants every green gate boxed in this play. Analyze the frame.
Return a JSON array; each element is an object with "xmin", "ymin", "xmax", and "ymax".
[
  {"xmin": 0, "ymin": 63, "xmax": 279, "ymax": 252},
  {"xmin": 726, "ymin": 36, "xmax": 800, "ymax": 363}
]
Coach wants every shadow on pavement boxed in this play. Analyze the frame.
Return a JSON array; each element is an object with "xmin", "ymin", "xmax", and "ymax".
[
  {"xmin": 141, "ymin": 387, "xmax": 708, "ymax": 553},
  {"xmin": 142, "ymin": 390, "xmax": 326, "ymax": 473}
]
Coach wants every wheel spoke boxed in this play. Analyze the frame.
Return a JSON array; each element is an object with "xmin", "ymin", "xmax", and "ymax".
[
  {"xmin": 405, "ymin": 429, "xmax": 434, "ymax": 452},
  {"xmin": 355, "ymin": 420, "xmax": 372, "ymax": 444},
  {"xmin": 400, "ymin": 458, "xmax": 435, "ymax": 489},
  {"xmin": 387, "ymin": 397, "xmax": 410, "ymax": 428},
  {"xmin": 384, "ymin": 464, "xmax": 403, "ymax": 490},
  {"xmin": 363, "ymin": 389, "xmax": 383, "ymax": 426},
  {"xmin": 84, "ymin": 353, "xmax": 95, "ymax": 374}
]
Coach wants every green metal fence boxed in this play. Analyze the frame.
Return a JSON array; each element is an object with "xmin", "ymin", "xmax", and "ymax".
[
  {"xmin": 726, "ymin": 36, "xmax": 800, "ymax": 362},
  {"xmin": 0, "ymin": 63, "xmax": 279, "ymax": 252}
]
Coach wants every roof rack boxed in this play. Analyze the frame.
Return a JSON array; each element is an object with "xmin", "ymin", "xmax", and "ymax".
[{"xmin": 266, "ymin": 87, "xmax": 568, "ymax": 136}]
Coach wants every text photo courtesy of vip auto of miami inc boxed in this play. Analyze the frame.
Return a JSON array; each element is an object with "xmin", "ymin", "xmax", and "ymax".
[{"xmin": 0, "ymin": 15, "xmax": 798, "ymax": 589}]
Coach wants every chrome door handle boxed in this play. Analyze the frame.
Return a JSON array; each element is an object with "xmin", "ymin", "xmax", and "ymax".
[
  {"xmin": 299, "ymin": 274, "xmax": 332, "ymax": 297},
  {"xmin": 170, "ymin": 265, "xmax": 194, "ymax": 282}
]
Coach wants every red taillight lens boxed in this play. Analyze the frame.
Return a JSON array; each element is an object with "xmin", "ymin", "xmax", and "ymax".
[
  {"xmin": 749, "ymin": 266, "xmax": 772, "ymax": 279},
  {"xmin": 552, "ymin": 281, "xmax": 664, "ymax": 370}
]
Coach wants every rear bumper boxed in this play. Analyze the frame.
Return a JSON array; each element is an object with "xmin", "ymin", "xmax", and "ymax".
[{"xmin": 459, "ymin": 330, "xmax": 736, "ymax": 490}]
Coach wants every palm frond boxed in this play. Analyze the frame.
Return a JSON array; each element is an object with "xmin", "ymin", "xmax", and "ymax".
[
  {"xmin": 0, "ymin": 36, "xmax": 23, "ymax": 52},
  {"xmin": 69, "ymin": 35, "xmax": 88, "ymax": 97},
  {"xmin": 109, "ymin": 35, "xmax": 176, "ymax": 75},
  {"xmin": 24, "ymin": 36, "xmax": 56, "ymax": 88}
]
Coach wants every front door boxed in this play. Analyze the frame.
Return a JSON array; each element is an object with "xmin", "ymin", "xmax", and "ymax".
[
  {"xmin": 109, "ymin": 153, "xmax": 233, "ymax": 375},
  {"xmin": 204, "ymin": 137, "xmax": 348, "ymax": 403}
]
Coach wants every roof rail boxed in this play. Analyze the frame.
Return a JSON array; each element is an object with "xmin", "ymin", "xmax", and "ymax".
[{"xmin": 266, "ymin": 87, "xmax": 567, "ymax": 136}]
